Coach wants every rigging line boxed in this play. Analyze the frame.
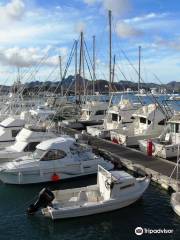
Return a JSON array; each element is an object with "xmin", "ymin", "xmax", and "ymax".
[
  {"xmin": 54, "ymin": 40, "xmax": 77, "ymax": 94},
  {"xmin": 13, "ymin": 53, "xmax": 50, "ymax": 99},
  {"xmin": 121, "ymin": 50, "xmax": 169, "ymax": 118},
  {"xmin": 34, "ymin": 65, "xmax": 59, "ymax": 96},
  {"xmin": 84, "ymin": 49, "xmax": 94, "ymax": 94},
  {"xmin": 46, "ymin": 41, "xmax": 80, "ymax": 129}
]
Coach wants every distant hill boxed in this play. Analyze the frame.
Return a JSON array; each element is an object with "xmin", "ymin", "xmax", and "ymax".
[{"xmin": 1, "ymin": 76, "xmax": 179, "ymax": 94}]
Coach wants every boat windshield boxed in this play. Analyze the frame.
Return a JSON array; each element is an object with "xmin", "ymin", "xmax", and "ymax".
[{"xmin": 31, "ymin": 149, "xmax": 45, "ymax": 159}]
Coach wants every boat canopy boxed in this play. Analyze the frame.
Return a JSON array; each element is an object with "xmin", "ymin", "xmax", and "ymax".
[
  {"xmin": 0, "ymin": 117, "xmax": 25, "ymax": 128},
  {"xmin": 36, "ymin": 136, "xmax": 75, "ymax": 152}
]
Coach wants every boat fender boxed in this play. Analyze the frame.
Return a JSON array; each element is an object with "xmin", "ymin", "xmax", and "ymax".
[
  {"xmin": 51, "ymin": 173, "xmax": 60, "ymax": 182},
  {"xmin": 27, "ymin": 188, "xmax": 55, "ymax": 215},
  {"xmin": 112, "ymin": 138, "xmax": 118, "ymax": 144}
]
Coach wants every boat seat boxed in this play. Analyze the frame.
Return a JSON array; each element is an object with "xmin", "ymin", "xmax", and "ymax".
[{"xmin": 78, "ymin": 190, "xmax": 88, "ymax": 202}]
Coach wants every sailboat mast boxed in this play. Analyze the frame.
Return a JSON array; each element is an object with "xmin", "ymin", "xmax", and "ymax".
[
  {"xmin": 78, "ymin": 31, "xmax": 83, "ymax": 103},
  {"xmin": 109, "ymin": 10, "xmax": 112, "ymax": 93},
  {"xmin": 75, "ymin": 40, "xmax": 78, "ymax": 100},
  {"xmin": 93, "ymin": 35, "xmax": 96, "ymax": 96},
  {"xmin": 112, "ymin": 54, "xmax": 116, "ymax": 84},
  {"xmin": 138, "ymin": 46, "xmax": 141, "ymax": 94},
  {"xmin": 59, "ymin": 56, "xmax": 63, "ymax": 96}
]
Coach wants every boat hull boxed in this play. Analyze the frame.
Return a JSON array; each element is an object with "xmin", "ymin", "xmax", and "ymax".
[
  {"xmin": 43, "ymin": 178, "xmax": 150, "ymax": 220},
  {"xmin": 139, "ymin": 139, "xmax": 179, "ymax": 159},
  {"xmin": 171, "ymin": 193, "xmax": 180, "ymax": 217},
  {"xmin": 0, "ymin": 161, "xmax": 114, "ymax": 185}
]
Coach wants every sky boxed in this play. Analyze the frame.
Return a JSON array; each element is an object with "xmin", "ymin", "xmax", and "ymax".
[{"xmin": 0, "ymin": 0, "xmax": 180, "ymax": 85}]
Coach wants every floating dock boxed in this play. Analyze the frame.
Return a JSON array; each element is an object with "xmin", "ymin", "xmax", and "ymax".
[{"xmin": 60, "ymin": 126, "xmax": 179, "ymax": 192}]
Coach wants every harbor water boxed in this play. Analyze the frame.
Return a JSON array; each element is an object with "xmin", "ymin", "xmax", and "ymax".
[
  {"xmin": 0, "ymin": 94, "xmax": 179, "ymax": 240},
  {"xmin": 0, "ymin": 175, "xmax": 180, "ymax": 240}
]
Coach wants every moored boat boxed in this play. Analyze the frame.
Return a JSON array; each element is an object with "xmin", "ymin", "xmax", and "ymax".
[
  {"xmin": 0, "ymin": 137, "xmax": 113, "ymax": 184},
  {"xmin": 27, "ymin": 165, "xmax": 150, "ymax": 219}
]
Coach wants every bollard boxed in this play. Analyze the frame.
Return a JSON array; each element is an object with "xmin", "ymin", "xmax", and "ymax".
[{"xmin": 147, "ymin": 139, "xmax": 153, "ymax": 156}]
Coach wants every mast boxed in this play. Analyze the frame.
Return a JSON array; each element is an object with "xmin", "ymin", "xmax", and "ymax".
[
  {"xmin": 138, "ymin": 46, "xmax": 141, "ymax": 94},
  {"xmin": 75, "ymin": 40, "xmax": 78, "ymax": 100},
  {"xmin": 93, "ymin": 35, "xmax": 96, "ymax": 96},
  {"xmin": 59, "ymin": 55, "xmax": 63, "ymax": 96},
  {"xmin": 109, "ymin": 10, "xmax": 112, "ymax": 93},
  {"xmin": 112, "ymin": 54, "xmax": 116, "ymax": 84},
  {"xmin": 78, "ymin": 31, "xmax": 83, "ymax": 103}
]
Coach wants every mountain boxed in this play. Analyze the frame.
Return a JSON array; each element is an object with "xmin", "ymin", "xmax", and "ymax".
[{"xmin": 2, "ymin": 76, "xmax": 179, "ymax": 94}]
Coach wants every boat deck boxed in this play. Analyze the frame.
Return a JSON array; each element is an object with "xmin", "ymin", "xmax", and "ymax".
[{"xmin": 59, "ymin": 127, "xmax": 179, "ymax": 191}]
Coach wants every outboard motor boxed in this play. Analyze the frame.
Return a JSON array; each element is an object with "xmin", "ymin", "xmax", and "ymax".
[{"xmin": 27, "ymin": 188, "xmax": 55, "ymax": 215}]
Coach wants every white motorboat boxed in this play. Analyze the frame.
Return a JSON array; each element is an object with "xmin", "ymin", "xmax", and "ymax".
[
  {"xmin": 0, "ymin": 117, "xmax": 25, "ymax": 149},
  {"xmin": 110, "ymin": 104, "xmax": 170, "ymax": 147},
  {"xmin": 30, "ymin": 105, "xmax": 56, "ymax": 121},
  {"xmin": 61, "ymin": 100, "xmax": 108, "ymax": 129},
  {"xmin": 0, "ymin": 137, "xmax": 113, "ymax": 184},
  {"xmin": 170, "ymin": 149, "xmax": 180, "ymax": 216},
  {"xmin": 0, "ymin": 126, "xmax": 56, "ymax": 163},
  {"xmin": 87, "ymin": 98, "xmax": 140, "ymax": 138},
  {"xmin": 27, "ymin": 165, "xmax": 150, "ymax": 219},
  {"xmin": 139, "ymin": 113, "xmax": 180, "ymax": 158}
]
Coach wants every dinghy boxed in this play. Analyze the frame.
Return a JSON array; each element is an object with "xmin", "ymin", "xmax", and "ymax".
[{"xmin": 27, "ymin": 165, "xmax": 150, "ymax": 219}]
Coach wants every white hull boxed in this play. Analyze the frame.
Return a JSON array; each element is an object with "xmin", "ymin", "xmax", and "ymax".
[
  {"xmin": 0, "ymin": 140, "xmax": 15, "ymax": 150},
  {"xmin": 43, "ymin": 178, "xmax": 150, "ymax": 220},
  {"xmin": 87, "ymin": 125, "xmax": 110, "ymax": 138},
  {"xmin": 0, "ymin": 162, "xmax": 113, "ymax": 184},
  {"xmin": 139, "ymin": 139, "xmax": 179, "ymax": 159},
  {"xmin": 171, "ymin": 193, "xmax": 180, "ymax": 217},
  {"xmin": 0, "ymin": 152, "xmax": 26, "ymax": 163},
  {"xmin": 110, "ymin": 131, "xmax": 161, "ymax": 146}
]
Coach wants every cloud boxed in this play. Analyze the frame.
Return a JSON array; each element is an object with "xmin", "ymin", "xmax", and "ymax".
[
  {"xmin": 155, "ymin": 38, "xmax": 180, "ymax": 51},
  {"xmin": 84, "ymin": 0, "xmax": 99, "ymax": 5},
  {"xmin": 83, "ymin": 0, "xmax": 131, "ymax": 15},
  {"xmin": 125, "ymin": 12, "xmax": 168, "ymax": 23},
  {"xmin": 0, "ymin": 0, "xmax": 25, "ymax": 23},
  {"xmin": 0, "ymin": 46, "xmax": 68, "ymax": 68},
  {"xmin": 75, "ymin": 21, "xmax": 86, "ymax": 33},
  {"xmin": 115, "ymin": 21, "xmax": 143, "ymax": 38},
  {"xmin": 102, "ymin": 0, "xmax": 130, "ymax": 15}
]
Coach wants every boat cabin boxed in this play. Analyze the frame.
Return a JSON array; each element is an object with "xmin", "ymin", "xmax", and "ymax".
[
  {"xmin": 0, "ymin": 117, "xmax": 25, "ymax": 147},
  {"xmin": 80, "ymin": 101, "xmax": 108, "ymax": 121},
  {"xmin": 9, "ymin": 127, "xmax": 56, "ymax": 153},
  {"xmin": 132, "ymin": 104, "xmax": 167, "ymax": 135}
]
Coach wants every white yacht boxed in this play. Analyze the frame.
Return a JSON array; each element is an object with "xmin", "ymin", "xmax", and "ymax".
[
  {"xmin": 30, "ymin": 105, "xmax": 56, "ymax": 121},
  {"xmin": 139, "ymin": 114, "xmax": 180, "ymax": 159},
  {"xmin": 27, "ymin": 165, "xmax": 150, "ymax": 219},
  {"xmin": 0, "ymin": 126, "xmax": 56, "ymax": 163},
  {"xmin": 110, "ymin": 104, "xmax": 169, "ymax": 147},
  {"xmin": 0, "ymin": 117, "xmax": 25, "ymax": 149},
  {"xmin": 0, "ymin": 137, "xmax": 114, "ymax": 184},
  {"xmin": 87, "ymin": 98, "xmax": 140, "ymax": 138},
  {"xmin": 62, "ymin": 100, "xmax": 108, "ymax": 129}
]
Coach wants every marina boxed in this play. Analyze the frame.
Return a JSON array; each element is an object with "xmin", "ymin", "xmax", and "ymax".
[{"xmin": 0, "ymin": 0, "xmax": 180, "ymax": 239}]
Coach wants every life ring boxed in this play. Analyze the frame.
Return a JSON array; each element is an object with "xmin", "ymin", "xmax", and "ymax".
[{"xmin": 51, "ymin": 173, "xmax": 60, "ymax": 182}]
